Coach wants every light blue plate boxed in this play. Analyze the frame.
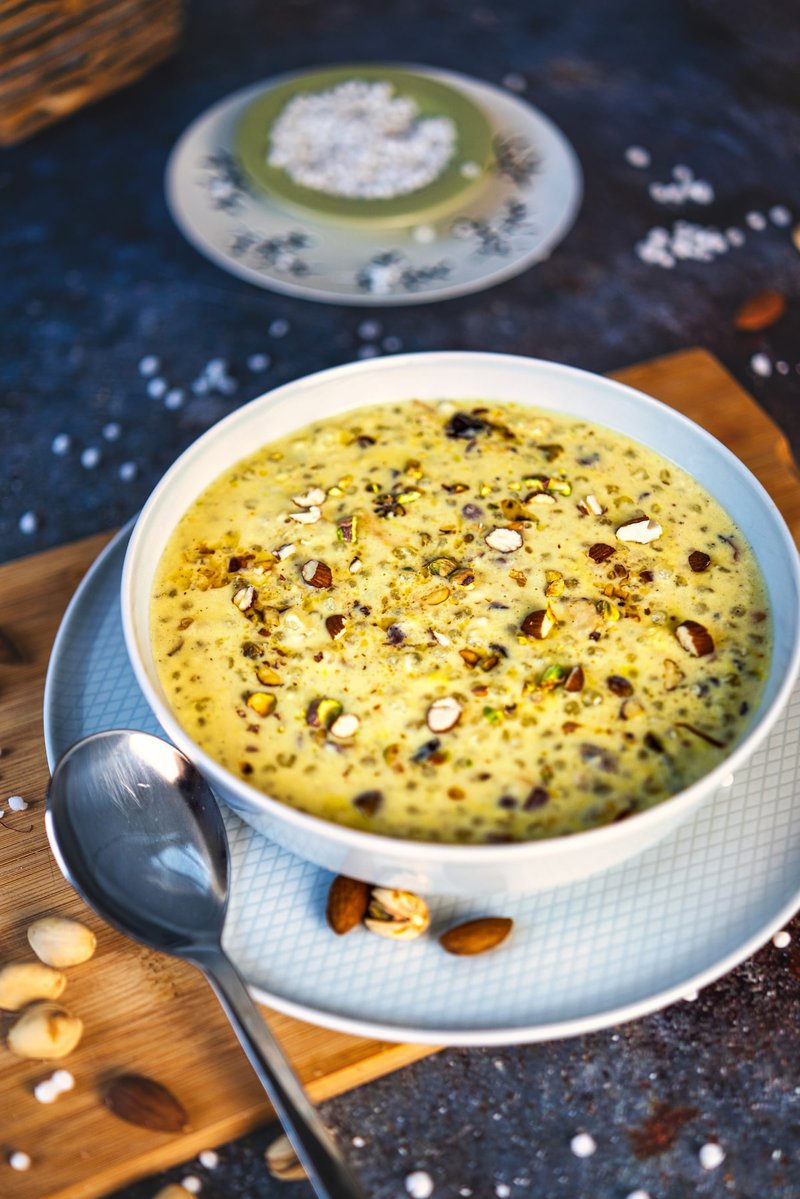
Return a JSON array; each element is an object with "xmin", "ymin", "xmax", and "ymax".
[{"xmin": 43, "ymin": 528, "xmax": 800, "ymax": 1045}]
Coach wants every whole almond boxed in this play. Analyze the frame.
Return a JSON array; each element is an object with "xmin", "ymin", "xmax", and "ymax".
[
  {"xmin": 104, "ymin": 1073, "xmax": 188, "ymax": 1132},
  {"xmin": 733, "ymin": 289, "xmax": 787, "ymax": 332},
  {"xmin": 439, "ymin": 917, "xmax": 513, "ymax": 956},
  {"xmin": 326, "ymin": 876, "xmax": 369, "ymax": 935}
]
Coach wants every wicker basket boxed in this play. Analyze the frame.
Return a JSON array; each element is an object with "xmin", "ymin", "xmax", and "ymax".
[{"xmin": 0, "ymin": 0, "xmax": 184, "ymax": 146}]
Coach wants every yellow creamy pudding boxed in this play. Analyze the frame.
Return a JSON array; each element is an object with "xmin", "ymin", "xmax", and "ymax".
[{"xmin": 151, "ymin": 400, "xmax": 769, "ymax": 844}]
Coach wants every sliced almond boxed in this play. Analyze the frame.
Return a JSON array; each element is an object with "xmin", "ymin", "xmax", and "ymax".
[
  {"xmin": 588, "ymin": 543, "xmax": 615, "ymax": 563},
  {"xmin": 663, "ymin": 658, "xmax": 685, "ymax": 690},
  {"xmin": 349, "ymin": 557, "xmax": 362, "ymax": 573},
  {"xmin": 675, "ymin": 619, "xmax": 715, "ymax": 657},
  {"xmin": 292, "ymin": 487, "xmax": 326, "ymax": 508},
  {"xmin": 430, "ymin": 628, "xmax": 451, "ymax": 647},
  {"xmin": 301, "ymin": 560, "xmax": 333, "ymax": 588},
  {"xmin": 289, "ymin": 505, "xmax": 321, "ymax": 524},
  {"xmin": 521, "ymin": 605, "xmax": 557, "ymax": 640},
  {"xmin": 439, "ymin": 917, "xmax": 513, "ymax": 956},
  {"xmin": 578, "ymin": 494, "xmax": 605, "ymax": 516},
  {"xmin": 274, "ymin": 542, "xmax": 295, "ymax": 560},
  {"xmin": 325, "ymin": 615, "xmax": 346, "ymax": 640},
  {"xmin": 564, "ymin": 664, "xmax": 585, "ymax": 692},
  {"xmin": 528, "ymin": 492, "xmax": 556, "ymax": 506},
  {"xmin": 733, "ymin": 289, "xmax": 786, "ymax": 332},
  {"xmin": 232, "ymin": 585, "xmax": 255, "ymax": 611},
  {"xmin": 616, "ymin": 516, "xmax": 662, "ymax": 544},
  {"xmin": 329, "ymin": 712, "xmax": 360, "ymax": 740},
  {"xmin": 688, "ymin": 550, "xmax": 711, "ymax": 572},
  {"xmin": 427, "ymin": 695, "xmax": 463, "ymax": 733},
  {"xmin": 326, "ymin": 875, "xmax": 369, "ymax": 934},
  {"xmin": 484, "ymin": 527, "xmax": 523, "ymax": 553}
]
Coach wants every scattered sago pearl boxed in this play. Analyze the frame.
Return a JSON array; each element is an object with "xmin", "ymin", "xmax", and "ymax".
[
  {"xmin": 776, "ymin": 361, "xmax": 790, "ymax": 376},
  {"xmin": 164, "ymin": 389, "xmax": 185, "ymax": 411},
  {"xmin": 720, "ymin": 772, "xmax": 735, "ymax": 787},
  {"xmin": 769, "ymin": 204, "xmax": 791, "ymax": 227},
  {"xmin": 269, "ymin": 318, "xmax": 290, "ymax": 338},
  {"xmin": 119, "ymin": 461, "xmax": 138, "ymax": 482},
  {"xmin": 246, "ymin": 353, "xmax": 270, "ymax": 372},
  {"xmin": 51, "ymin": 1069, "xmax": 74, "ymax": 1092},
  {"xmin": 773, "ymin": 930, "xmax": 791, "ymax": 948},
  {"xmin": 745, "ymin": 211, "xmax": 767, "ymax": 230},
  {"xmin": 570, "ymin": 1132, "xmax": 597, "ymax": 1158},
  {"xmin": 502, "ymin": 72, "xmax": 527, "ymax": 92},
  {"xmin": 625, "ymin": 145, "xmax": 651, "ymax": 168},
  {"xmin": 102, "ymin": 422, "xmax": 122, "ymax": 442},
  {"xmin": 192, "ymin": 376, "xmax": 210, "ymax": 395},
  {"xmin": 19, "ymin": 511, "xmax": 38, "ymax": 535},
  {"xmin": 138, "ymin": 355, "xmax": 160, "ymax": 377},
  {"xmin": 81, "ymin": 446, "xmax": 101, "ymax": 469},
  {"xmin": 351, "ymin": 1136, "xmax": 366, "ymax": 1148},
  {"xmin": 683, "ymin": 989, "xmax": 699, "ymax": 1002},
  {"xmin": 34, "ymin": 1080, "xmax": 59, "ymax": 1104},
  {"xmin": 413, "ymin": 223, "xmax": 437, "ymax": 244},
  {"xmin": 383, "ymin": 335, "xmax": 403, "ymax": 352},
  {"xmin": 8, "ymin": 795, "xmax": 28, "ymax": 811},
  {"xmin": 405, "ymin": 1170, "xmax": 435, "ymax": 1198},
  {"xmin": 626, "ymin": 1191, "xmax": 651, "ymax": 1199},
  {"xmin": 9, "ymin": 1151, "xmax": 31, "ymax": 1171},
  {"xmin": 699, "ymin": 1141, "xmax": 725, "ymax": 1170},
  {"xmin": 750, "ymin": 353, "xmax": 772, "ymax": 378},
  {"xmin": 357, "ymin": 344, "xmax": 380, "ymax": 359},
  {"xmin": 495, "ymin": 1184, "xmax": 511, "ymax": 1198},
  {"xmin": 147, "ymin": 377, "xmax": 168, "ymax": 399},
  {"xmin": 181, "ymin": 1176, "xmax": 202, "ymax": 1193},
  {"xmin": 51, "ymin": 432, "xmax": 71, "ymax": 455},
  {"xmin": 198, "ymin": 1150, "xmax": 219, "ymax": 1170},
  {"xmin": 726, "ymin": 227, "xmax": 745, "ymax": 247},
  {"xmin": 357, "ymin": 319, "xmax": 382, "ymax": 340},
  {"xmin": 460, "ymin": 160, "xmax": 481, "ymax": 179}
]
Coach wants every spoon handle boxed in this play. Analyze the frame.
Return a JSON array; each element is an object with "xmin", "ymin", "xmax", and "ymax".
[{"xmin": 194, "ymin": 946, "xmax": 368, "ymax": 1199}]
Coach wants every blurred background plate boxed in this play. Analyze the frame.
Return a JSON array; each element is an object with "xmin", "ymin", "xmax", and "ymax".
[
  {"xmin": 165, "ymin": 66, "xmax": 583, "ymax": 305},
  {"xmin": 234, "ymin": 64, "xmax": 494, "ymax": 227},
  {"xmin": 44, "ymin": 526, "xmax": 800, "ymax": 1046}
]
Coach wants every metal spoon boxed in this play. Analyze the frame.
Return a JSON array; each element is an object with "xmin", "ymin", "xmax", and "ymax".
[{"xmin": 46, "ymin": 729, "xmax": 367, "ymax": 1199}]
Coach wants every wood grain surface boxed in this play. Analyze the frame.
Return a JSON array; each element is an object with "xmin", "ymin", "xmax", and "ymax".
[{"xmin": 0, "ymin": 348, "xmax": 797, "ymax": 1199}]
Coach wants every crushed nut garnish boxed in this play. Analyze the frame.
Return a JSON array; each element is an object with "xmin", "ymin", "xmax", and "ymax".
[
  {"xmin": 616, "ymin": 516, "xmax": 663, "ymax": 543},
  {"xmin": 232, "ymin": 585, "xmax": 255, "ymax": 611},
  {"xmin": 675, "ymin": 620, "xmax": 715, "ymax": 657},
  {"xmin": 521, "ymin": 604, "xmax": 558, "ymax": 640},
  {"xmin": 288, "ymin": 505, "xmax": 321, "ymax": 524},
  {"xmin": 301, "ymin": 560, "xmax": 333, "ymax": 588},
  {"xmin": 484, "ymin": 527, "xmax": 524, "ymax": 553},
  {"xmin": 364, "ymin": 888, "xmax": 430, "ymax": 940},
  {"xmin": 427, "ymin": 696, "xmax": 463, "ymax": 733}
]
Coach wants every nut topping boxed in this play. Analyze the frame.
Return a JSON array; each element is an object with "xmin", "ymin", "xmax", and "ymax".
[
  {"xmin": 675, "ymin": 620, "xmax": 715, "ymax": 657},
  {"xmin": 256, "ymin": 665, "xmax": 282, "ymax": 685},
  {"xmin": 663, "ymin": 658, "xmax": 685, "ymax": 690},
  {"xmin": 733, "ymin": 289, "xmax": 787, "ymax": 332},
  {"xmin": 364, "ymin": 888, "xmax": 430, "ymax": 940},
  {"xmin": 427, "ymin": 696, "xmax": 463, "ymax": 733},
  {"xmin": 577, "ymin": 494, "xmax": 605, "ymax": 516},
  {"xmin": 274, "ymin": 543, "xmax": 295, "ymax": 560},
  {"xmin": 292, "ymin": 487, "xmax": 326, "ymax": 508},
  {"xmin": 521, "ymin": 605, "xmax": 557, "ymax": 640},
  {"xmin": 688, "ymin": 550, "xmax": 711, "ymax": 572},
  {"xmin": 326, "ymin": 875, "xmax": 369, "ymax": 934},
  {"xmin": 427, "ymin": 556, "xmax": 458, "ymax": 577},
  {"xmin": 325, "ymin": 614, "xmax": 346, "ymax": 640},
  {"xmin": 27, "ymin": 918, "xmax": 96, "ymax": 968},
  {"xmin": 336, "ymin": 515, "xmax": 358, "ymax": 543},
  {"xmin": 544, "ymin": 570, "xmax": 564, "ymax": 597},
  {"xmin": 306, "ymin": 697, "xmax": 343, "ymax": 728},
  {"xmin": 588, "ymin": 543, "xmax": 615, "ymax": 563},
  {"xmin": 449, "ymin": 567, "xmax": 476, "ymax": 589},
  {"xmin": 247, "ymin": 692, "xmax": 276, "ymax": 717},
  {"xmin": 301, "ymin": 559, "xmax": 333, "ymax": 588},
  {"xmin": 564, "ymin": 665, "xmax": 585, "ymax": 692},
  {"xmin": 353, "ymin": 789, "xmax": 384, "ymax": 817},
  {"xmin": 104, "ymin": 1074, "xmax": 188, "ymax": 1132},
  {"xmin": 439, "ymin": 917, "xmax": 513, "ymax": 956},
  {"xmin": 232, "ymin": 585, "xmax": 255, "ymax": 611},
  {"xmin": 289, "ymin": 505, "xmax": 321, "ymax": 524},
  {"xmin": 616, "ymin": 516, "xmax": 663, "ymax": 544},
  {"xmin": 422, "ymin": 584, "xmax": 450, "ymax": 605},
  {"xmin": 606, "ymin": 675, "xmax": 633, "ymax": 697},
  {"xmin": 484, "ymin": 527, "xmax": 524, "ymax": 553},
  {"xmin": 329, "ymin": 712, "xmax": 360, "ymax": 740}
]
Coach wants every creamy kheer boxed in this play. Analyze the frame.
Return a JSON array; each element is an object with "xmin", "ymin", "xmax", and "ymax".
[{"xmin": 151, "ymin": 400, "xmax": 769, "ymax": 844}]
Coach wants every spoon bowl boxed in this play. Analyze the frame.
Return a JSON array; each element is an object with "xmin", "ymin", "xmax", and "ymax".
[{"xmin": 46, "ymin": 729, "xmax": 365, "ymax": 1199}]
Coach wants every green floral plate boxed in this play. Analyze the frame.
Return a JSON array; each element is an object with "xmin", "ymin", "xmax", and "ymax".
[{"xmin": 234, "ymin": 65, "xmax": 495, "ymax": 228}]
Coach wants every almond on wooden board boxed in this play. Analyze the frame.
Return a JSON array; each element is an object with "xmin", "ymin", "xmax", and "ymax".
[
  {"xmin": 733, "ymin": 289, "xmax": 787, "ymax": 332},
  {"xmin": 326, "ymin": 875, "xmax": 369, "ymax": 935},
  {"xmin": 439, "ymin": 917, "xmax": 513, "ymax": 956},
  {"xmin": 103, "ymin": 1073, "xmax": 188, "ymax": 1132}
]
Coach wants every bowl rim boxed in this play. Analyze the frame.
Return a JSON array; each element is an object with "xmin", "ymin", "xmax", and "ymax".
[{"xmin": 121, "ymin": 350, "xmax": 800, "ymax": 864}]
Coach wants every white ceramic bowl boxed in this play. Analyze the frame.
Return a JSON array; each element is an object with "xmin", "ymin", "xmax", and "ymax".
[{"xmin": 122, "ymin": 352, "xmax": 800, "ymax": 895}]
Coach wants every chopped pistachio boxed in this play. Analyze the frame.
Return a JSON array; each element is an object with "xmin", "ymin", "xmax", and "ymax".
[
  {"xmin": 247, "ymin": 692, "xmax": 276, "ymax": 717},
  {"xmin": 306, "ymin": 697, "xmax": 343, "ymax": 728},
  {"xmin": 483, "ymin": 706, "xmax": 503, "ymax": 724},
  {"xmin": 427, "ymin": 556, "xmax": 458, "ymax": 577},
  {"xmin": 599, "ymin": 599, "xmax": 621, "ymax": 622},
  {"xmin": 336, "ymin": 515, "xmax": 358, "ymax": 543},
  {"xmin": 449, "ymin": 567, "xmax": 476, "ymax": 589},
  {"xmin": 423, "ymin": 584, "xmax": 451, "ymax": 605},
  {"xmin": 255, "ymin": 665, "xmax": 282, "ymax": 686},
  {"xmin": 540, "ymin": 664, "xmax": 568, "ymax": 688},
  {"xmin": 537, "ymin": 443, "xmax": 563, "ymax": 462},
  {"xmin": 547, "ymin": 477, "xmax": 572, "ymax": 496},
  {"xmin": 544, "ymin": 570, "xmax": 564, "ymax": 597}
]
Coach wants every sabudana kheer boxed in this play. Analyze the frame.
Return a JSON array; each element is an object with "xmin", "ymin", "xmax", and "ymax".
[{"xmin": 151, "ymin": 400, "xmax": 769, "ymax": 843}]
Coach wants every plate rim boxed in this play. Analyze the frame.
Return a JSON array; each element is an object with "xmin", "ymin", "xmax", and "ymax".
[
  {"xmin": 43, "ymin": 528, "xmax": 800, "ymax": 1046},
  {"xmin": 164, "ymin": 65, "xmax": 583, "ymax": 306}
]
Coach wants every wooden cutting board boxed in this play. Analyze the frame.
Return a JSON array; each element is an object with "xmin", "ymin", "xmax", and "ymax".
[{"xmin": 0, "ymin": 348, "xmax": 798, "ymax": 1199}]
